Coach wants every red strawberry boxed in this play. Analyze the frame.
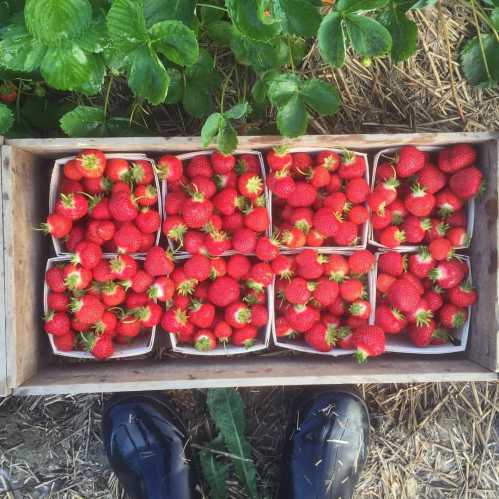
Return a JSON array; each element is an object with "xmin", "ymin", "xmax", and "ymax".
[
  {"xmin": 387, "ymin": 279, "xmax": 421, "ymax": 313},
  {"xmin": 188, "ymin": 299, "xmax": 215, "ymax": 329},
  {"xmin": 339, "ymin": 152, "xmax": 366, "ymax": 179},
  {"xmin": 316, "ymin": 150, "xmax": 340, "ymax": 172},
  {"xmin": 250, "ymin": 304, "xmax": 268, "ymax": 328},
  {"xmin": 371, "ymin": 210, "xmax": 392, "ymax": 231},
  {"xmin": 408, "ymin": 247, "xmax": 435, "ymax": 277},
  {"xmin": 348, "ymin": 205, "xmax": 369, "ymax": 225},
  {"xmin": 424, "ymin": 290, "xmax": 443, "ymax": 312},
  {"xmin": 417, "ymin": 164, "xmax": 446, "ymax": 194},
  {"xmin": 231, "ymin": 325, "xmax": 258, "ymax": 347},
  {"xmin": 44, "ymin": 311, "xmax": 71, "ymax": 336},
  {"xmin": 367, "ymin": 190, "xmax": 389, "ymax": 214},
  {"xmin": 47, "ymin": 292, "xmax": 69, "ymax": 312},
  {"xmin": 108, "ymin": 191, "xmax": 138, "ymax": 222},
  {"xmin": 60, "ymin": 178, "xmax": 83, "ymax": 194},
  {"xmin": 448, "ymin": 280, "xmax": 477, "ymax": 307},
  {"xmin": 237, "ymin": 154, "xmax": 261, "ymax": 174},
  {"xmin": 334, "ymin": 326, "xmax": 353, "ymax": 349},
  {"xmin": 161, "ymin": 306, "xmax": 190, "ymax": 334},
  {"xmin": 133, "ymin": 303, "xmax": 162, "ymax": 328},
  {"xmin": 40, "ymin": 213, "xmax": 72, "ymax": 238},
  {"xmin": 65, "ymin": 224, "xmax": 86, "ymax": 252},
  {"xmin": 289, "ymin": 208, "xmax": 313, "ymax": 233},
  {"xmin": 348, "ymin": 250, "xmax": 375, "ymax": 275},
  {"xmin": 438, "ymin": 144, "xmax": 476, "ymax": 173},
  {"xmin": 186, "ymin": 155, "xmax": 212, "ymax": 178},
  {"xmin": 324, "ymin": 255, "xmax": 349, "ymax": 282},
  {"xmin": 268, "ymin": 169, "xmax": 296, "ymax": 199},
  {"xmin": 429, "ymin": 238, "xmax": 453, "ymax": 261},
  {"xmin": 63, "ymin": 264, "xmax": 92, "ymax": 290},
  {"xmin": 190, "ymin": 176, "xmax": 217, "ymax": 199},
  {"xmin": 232, "ymin": 227, "xmax": 257, "ymax": 254},
  {"xmin": 70, "ymin": 295, "xmax": 105, "ymax": 324},
  {"xmin": 379, "ymin": 226, "xmax": 406, "ymax": 248},
  {"xmin": 284, "ymin": 277, "xmax": 310, "ymax": 304},
  {"xmin": 286, "ymin": 182, "xmax": 317, "ymax": 207},
  {"xmin": 429, "ymin": 260, "xmax": 466, "ymax": 289},
  {"xmin": 110, "ymin": 254, "xmax": 138, "ymax": 280},
  {"xmin": 271, "ymin": 254, "xmax": 294, "ymax": 279},
  {"xmin": 212, "ymin": 188, "xmax": 240, "ymax": 216},
  {"xmin": 307, "ymin": 165, "xmax": 330, "ymax": 188},
  {"xmin": 446, "ymin": 227, "xmax": 469, "ymax": 247},
  {"xmin": 255, "ymin": 236, "xmax": 280, "ymax": 262},
  {"xmin": 135, "ymin": 208, "xmax": 160, "ymax": 234},
  {"xmin": 292, "ymin": 152, "xmax": 313, "ymax": 170},
  {"xmin": 306, "ymin": 229, "xmax": 325, "ymax": 246},
  {"xmin": 436, "ymin": 189, "xmax": 463, "ymax": 217},
  {"xmin": 111, "ymin": 181, "xmax": 131, "ymax": 195},
  {"xmin": 352, "ymin": 325, "xmax": 385, "ymax": 362},
  {"xmin": 182, "ymin": 192, "xmax": 213, "ymax": 229},
  {"xmin": 225, "ymin": 255, "xmax": 250, "ymax": 280},
  {"xmin": 238, "ymin": 173, "xmax": 263, "ymax": 200},
  {"xmin": 222, "ymin": 212, "xmax": 244, "ymax": 232},
  {"xmin": 312, "ymin": 208, "xmax": 340, "ymax": 237},
  {"xmin": 148, "ymin": 276, "xmax": 175, "ymax": 301},
  {"xmin": 404, "ymin": 184, "xmax": 435, "ymax": 217},
  {"xmin": 75, "ymin": 149, "xmax": 106, "ymax": 178},
  {"xmin": 244, "ymin": 206, "xmax": 270, "ymax": 232},
  {"xmin": 395, "ymin": 146, "xmax": 425, "ymax": 177},
  {"xmin": 157, "ymin": 155, "xmax": 183, "ymax": 182},
  {"xmin": 275, "ymin": 316, "xmax": 295, "ymax": 337},
  {"xmin": 184, "ymin": 254, "xmax": 211, "ymax": 282},
  {"xmin": 339, "ymin": 279, "xmax": 364, "ymax": 302},
  {"xmin": 375, "ymin": 305, "xmax": 406, "ymax": 334},
  {"xmin": 281, "ymin": 227, "xmax": 306, "ymax": 249},
  {"xmin": 100, "ymin": 281, "xmax": 126, "ymax": 306},
  {"xmin": 349, "ymin": 299, "xmax": 371, "ymax": 320},
  {"xmin": 378, "ymin": 251, "xmax": 405, "ymax": 276},
  {"xmin": 211, "ymin": 151, "xmax": 235, "ymax": 174},
  {"xmin": 134, "ymin": 184, "xmax": 158, "ymax": 207},
  {"xmin": 91, "ymin": 259, "xmax": 112, "ymax": 283},
  {"xmin": 70, "ymin": 240, "xmax": 102, "ymax": 270},
  {"xmin": 406, "ymin": 298, "xmax": 433, "ymax": 326},
  {"xmin": 407, "ymin": 320, "xmax": 436, "ymax": 347},
  {"xmin": 131, "ymin": 160, "xmax": 154, "ymax": 185},
  {"xmin": 439, "ymin": 304, "xmax": 468, "ymax": 328},
  {"xmin": 144, "ymin": 246, "xmax": 174, "ymax": 276},
  {"xmin": 334, "ymin": 221, "xmax": 358, "ymax": 246},
  {"xmin": 85, "ymin": 333, "xmax": 114, "ymax": 359},
  {"xmin": 285, "ymin": 304, "xmax": 320, "ymax": 332},
  {"xmin": 94, "ymin": 311, "xmax": 118, "ymax": 335},
  {"xmin": 247, "ymin": 262, "xmax": 273, "ymax": 291},
  {"xmin": 267, "ymin": 148, "xmax": 292, "ymax": 171},
  {"xmin": 344, "ymin": 178, "xmax": 369, "ymax": 205},
  {"xmin": 388, "ymin": 199, "xmax": 407, "ymax": 224},
  {"xmin": 376, "ymin": 161, "xmax": 396, "ymax": 181},
  {"xmin": 112, "ymin": 223, "xmax": 141, "ymax": 253},
  {"xmin": 304, "ymin": 323, "xmax": 336, "ymax": 352},
  {"xmin": 374, "ymin": 177, "xmax": 399, "ymax": 205},
  {"xmin": 83, "ymin": 176, "xmax": 111, "ymax": 194},
  {"xmin": 192, "ymin": 330, "xmax": 216, "ymax": 351},
  {"xmin": 225, "ymin": 301, "xmax": 252, "ymax": 329},
  {"xmin": 324, "ymin": 192, "xmax": 350, "ymax": 213},
  {"xmin": 208, "ymin": 276, "xmax": 240, "ymax": 307},
  {"xmin": 127, "ymin": 270, "xmax": 153, "ymax": 294},
  {"xmin": 400, "ymin": 272, "xmax": 425, "ymax": 295},
  {"xmin": 449, "ymin": 167, "xmax": 482, "ymax": 200},
  {"xmin": 105, "ymin": 158, "xmax": 130, "ymax": 182},
  {"xmin": 53, "ymin": 331, "xmax": 75, "ymax": 351},
  {"xmin": 116, "ymin": 314, "xmax": 142, "ymax": 338},
  {"xmin": 63, "ymin": 159, "xmax": 82, "ymax": 181},
  {"xmin": 312, "ymin": 279, "xmax": 339, "ymax": 306},
  {"xmin": 55, "ymin": 193, "xmax": 88, "ymax": 220},
  {"xmin": 214, "ymin": 320, "xmax": 233, "ymax": 342},
  {"xmin": 377, "ymin": 273, "xmax": 396, "ymax": 293},
  {"xmin": 402, "ymin": 216, "xmax": 431, "ymax": 243},
  {"xmin": 327, "ymin": 173, "xmax": 342, "ymax": 193}
]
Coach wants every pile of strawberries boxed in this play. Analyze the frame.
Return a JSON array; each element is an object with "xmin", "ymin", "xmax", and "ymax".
[
  {"xmin": 42, "ymin": 150, "xmax": 160, "ymax": 254},
  {"xmin": 375, "ymin": 250, "xmax": 475, "ymax": 347},
  {"xmin": 161, "ymin": 254, "xmax": 271, "ymax": 351},
  {"xmin": 369, "ymin": 144, "xmax": 481, "ymax": 250},
  {"xmin": 159, "ymin": 152, "xmax": 270, "ymax": 255},
  {"xmin": 267, "ymin": 149, "xmax": 369, "ymax": 249},
  {"xmin": 274, "ymin": 249, "xmax": 385, "ymax": 361},
  {"xmin": 44, "ymin": 254, "xmax": 168, "ymax": 359}
]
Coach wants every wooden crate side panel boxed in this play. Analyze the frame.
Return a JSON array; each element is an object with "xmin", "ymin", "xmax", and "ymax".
[
  {"xmin": 3, "ymin": 146, "xmax": 48, "ymax": 389},
  {"xmin": 6, "ymin": 132, "xmax": 499, "ymax": 155},
  {"xmin": 469, "ymin": 140, "xmax": 499, "ymax": 372},
  {"xmin": 0, "ymin": 144, "xmax": 8, "ymax": 396},
  {"xmin": 13, "ymin": 357, "xmax": 497, "ymax": 396}
]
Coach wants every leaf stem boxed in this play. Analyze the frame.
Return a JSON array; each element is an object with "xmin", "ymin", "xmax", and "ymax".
[
  {"xmin": 220, "ymin": 66, "xmax": 235, "ymax": 113},
  {"xmin": 197, "ymin": 3, "xmax": 227, "ymax": 12},
  {"xmin": 103, "ymin": 74, "xmax": 113, "ymax": 118}
]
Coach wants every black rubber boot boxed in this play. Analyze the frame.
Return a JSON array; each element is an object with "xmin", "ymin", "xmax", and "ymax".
[
  {"xmin": 102, "ymin": 393, "xmax": 200, "ymax": 499},
  {"xmin": 278, "ymin": 387, "xmax": 369, "ymax": 499}
]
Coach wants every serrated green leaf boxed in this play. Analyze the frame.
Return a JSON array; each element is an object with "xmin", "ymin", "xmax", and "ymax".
[
  {"xmin": 0, "ymin": 102, "xmax": 14, "ymax": 134},
  {"xmin": 378, "ymin": 5, "xmax": 417, "ymax": 62},
  {"xmin": 25, "ymin": 0, "xmax": 92, "ymax": 45},
  {"xmin": 345, "ymin": 14, "xmax": 392, "ymax": 57},
  {"xmin": 318, "ymin": 11, "xmax": 346, "ymax": 68},
  {"xmin": 460, "ymin": 34, "xmax": 499, "ymax": 87},
  {"xmin": 0, "ymin": 23, "xmax": 46, "ymax": 72},
  {"xmin": 300, "ymin": 79, "xmax": 341, "ymax": 116},
  {"xmin": 199, "ymin": 446, "xmax": 230, "ymax": 499},
  {"xmin": 144, "ymin": 0, "xmax": 196, "ymax": 27},
  {"xmin": 224, "ymin": 102, "xmax": 251, "ymax": 119},
  {"xmin": 226, "ymin": 0, "xmax": 281, "ymax": 41},
  {"xmin": 106, "ymin": 0, "xmax": 148, "ymax": 51},
  {"xmin": 277, "ymin": 94, "xmax": 308, "ymax": 137},
  {"xmin": 149, "ymin": 20, "xmax": 199, "ymax": 66},
  {"xmin": 60, "ymin": 105, "xmax": 105, "ymax": 136},
  {"xmin": 206, "ymin": 20, "xmax": 234, "ymax": 46},
  {"xmin": 40, "ymin": 45, "xmax": 103, "ymax": 91},
  {"xmin": 164, "ymin": 67, "xmax": 183, "ymax": 104},
  {"xmin": 183, "ymin": 83, "xmax": 214, "ymax": 118},
  {"xmin": 267, "ymin": 73, "xmax": 301, "ymax": 106},
  {"xmin": 201, "ymin": 112, "xmax": 222, "ymax": 146},
  {"xmin": 76, "ymin": 18, "xmax": 108, "ymax": 53},
  {"xmin": 206, "ymin": 389, "xmax": 258, "ymax": 499},
  {"xmin": 185, "ymin": 49, "xmax": 221, "ymax": 89},
  {"xmin": 272, "ymin": 0, "xmax": 321, "ymax": 37},
  {"xmin": 251, "ymin": 79, "xmax": 267, "ymax": 104},
  {"xmin": 336, "ymin": 0, "xmax": 389, "ymax": 12},
  {"xmin": 75, "ymin": 55, "xmax": 106, "ymax": 95}
]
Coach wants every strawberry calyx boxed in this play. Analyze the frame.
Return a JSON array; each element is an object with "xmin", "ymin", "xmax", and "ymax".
[
  {"xmin": 414, "ymin": 309, "xmax": 433, "ymax": 327},
  {"xmin": 336, "ymin": 326, "xmax": 351, "ymax": 339},
  {"xmin": 80, "ymin": 153, "xmax": 102, "ymax": 173},
  {"xmin": 410, "ymin": 182, "xmax": 428, "ymax": 197},
  {"xmin": 60, "ymin": 192, "xmax": 76, "ymax": 208},
  {"xmin": 242, "ymin": 338, "xmax": 256, "ymax": 349},
  {"xmin": 177, "ymin": 278, "xmax": 198, "ymax": 296},
  {"xmin": 452, "ymin": 312, "xmax": 466, "ymax": 328},
  {"xmin": 254, "ymin": 195, "xmax": 266, "ymax": 207},
  {"xmin": 420, "ymin": 218, "xmax": 432, "ymax": 231},
  {"xmin": 245, "ymin": 175, "xmax": 263, "ymax": 195},
  {"xmin": 355, "ymin": 348, "xmax": 369, "ymax": 364},
  {"xmin": 432, "ymin": 327, "xmax": 450, "ymax": 341},
  {"xmin": 325, "ymin": 324, "xmax": 338, "ymax": 346},
  {"xmin": 349, "ymin": 302, "xmax": 368, "ymax": 316},
  {"xmin": 392, "ymin": 308, "xmax": 405, "ymax": 321}
]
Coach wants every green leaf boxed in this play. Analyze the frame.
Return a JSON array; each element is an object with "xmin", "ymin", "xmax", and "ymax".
[
  {"xmin": 206, "ymin": 389, "xmax": 258, "ymax": 499},
  {"xmin": 277, "ymin": 94, "xmax": 308, "ymax": 138},
  {"xmin": 224, "ymin": 102, "xmax": 251, "ymax": 119},
  {"xmin": 226, "ymin": 0, "xmax": 281, "ymax": 41},
  {"xmin": 318, "ymin": 11, "xmax": 346, "ymax": 68},
  {"xmin": 183, "ymin": 83, "xmax": 214, "ymax": 118},
  {"xmin": 127, "ymin": 46, "xmax": 170, "ymax": 104},
  {"xmin": 21, "ymin": 96, "xmax": 73, "ymax": 132},
  {"xmin": 491, "ymin": 8, "xmax": 499, "ymax": 30},
  {"xmin": 267, "ymin": 73, "xmax": 301, "ymax": 106},
  {"xmin": 345, "ymin": 14, "xmax": 392, "ymax": 57},
  {"xmin": 206, "ymin": 20, "xmax": 234, "ymax": 46},
  {"xmin": 149, "ymin": 20, "xmax": 199, "ymax": 66},
  {"xmin": 164, "ymin": 67, "xmax": 183, "ymax": 104},
  {"xmin": 300, "ymin": 79, "xmax": 341, "ymax": 116},
  {"xmin": 200, "ymin": 0, "xmax": 225, "ymax": 24},
  {"xmin": 460, "ymin": 34, "xmax": 499, "ymax": 87},
  {"xmin": 407, "ymin": 0, "xmax": 437, "ymax": 8},
  {"xmin": 144, "ymin": 0, "xmax": 196, "ymax": 27},
  {"xmin": 60, "ymin": 105, "xmax": 106, "ymax": 136},
  {"xmin": 201, "ymin": 112, "xmax": 223, "ymax": 146},
  {"xmin": 336, "ymin": 0, "xmax": 389, "ymax": 12},
  {"xmin": 199, "ymin": 441, "xmax": 230, "ymax": 499},
  {"xmin": 40, "ymin": 45, "xmax": 104, "ymax": 91},
  {"xmin": 185, "ymin": 49, "xmax": 221, "ymax": 90},
  {"xmin": 252, "ymin": 79, "xmax": 267, "ymax": 104},
  {"xmin": 0, "ymin": 103, "xmax": 14, "ymax": 134},
  {"xmin": 378, "ymin": 5, "xmax": 417, "ymax": 62},
  {"xmin": 106, "ymin": 0, "xmax": 148, "ymax": 51},
  {"xmin": 272, "ymin": 0, "xmax": 321, "ymax": 37},
  {"xmin": 25, "ymin": 0, "xmax": 92, "ymax": 45},
  {"xmin": 75, "ymin": 55, "xmax": 106, "ymax": 95},
  {"xmin": 0, "ymin": 23, "xmax": 46, "ymax": 72},
  {"xmin": 76, "ymin": 18, "xmax": 109, "ymax": 53}
]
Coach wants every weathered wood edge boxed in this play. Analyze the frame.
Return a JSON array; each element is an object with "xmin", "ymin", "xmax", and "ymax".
[
  {"xmin": 6, "ymin": 132, "xmax": 499, "ymax": 154},
  {"xmin": 0, "ymin": 143, "xmax": 8, "ymax": 396}
]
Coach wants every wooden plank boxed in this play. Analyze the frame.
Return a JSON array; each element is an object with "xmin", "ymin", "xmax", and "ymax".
[
  {"xmin": 0, "ymin": 145, "xmax": 8, "ymax": 396},
  {"xmin": 6, "ymin": 132, "xmax": 499, "ymax": 155},
  {"xmin": 2, "ymin": 146, "xmax": 49, "ymax": 390},
  {"xmin": 469, "ymin": 140, "xmax": 499, "ymax": 372},
  {"xmin": 14, "ymin": 357, "xmax": 497, "ymax": 396}
]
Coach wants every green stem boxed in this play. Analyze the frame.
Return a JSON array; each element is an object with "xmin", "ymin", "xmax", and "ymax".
[
  {"xmin": 220, "ymin": 67, "xmax": 235, "ymax": 114},
  {"xmin": 287, "ymin": 36, "xmax": 295, "ymax": 72},
  {"xmin": 197, "ymin": 3, "xmax": 227, "ymax": 12},
  {"xmin": 103, "ymin": 74, "xmax": 113, "ymax": 118},
  {"xmin": 470, "ymin": 0, "xmax": 493, "ymax": 81},
  {"xmin": 15, "ymin": 79, "xmax": 22, "ymax": 125},
  {"xmin": 458, "ymin": 0, "xmax": 499, "ymax": 41}
]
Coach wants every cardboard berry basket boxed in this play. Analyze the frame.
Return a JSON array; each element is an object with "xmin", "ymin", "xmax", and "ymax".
[
  {"xmin": 44, "ymin": 255, "xmax": 157, "ymax": 359},
  {"xmin": 369, "ymin": 146, "xmax": 475, "ymax": 251},
  {"xmin": 269, "ymin": 147, "xmax": 370, "ymax": 253},
  {"xmin": 161, "ymin": 149, "xmax": 272, "ymax": 256},
  {"xmin": 271, "ymin": 251, "xmax": 375, "ymax": 357},
  {"xmin": 0, "ymin": 133, "xmax": 497, "ymax": 397},
  {"xmin": 49, "ymin": 154, "xmax": 162, "ymax": 256},
  {"xmin": 370, "ymin": 251, "xmax": 472, "ymax": 354}
]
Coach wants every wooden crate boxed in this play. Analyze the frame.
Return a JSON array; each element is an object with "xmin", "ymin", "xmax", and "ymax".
[{"xmin": 1, "ymin": 133, "xmax": 498, "ymax": 396}]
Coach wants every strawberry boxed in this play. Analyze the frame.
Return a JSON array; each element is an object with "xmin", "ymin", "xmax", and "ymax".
[
  {"xmin": 275, "ymin": 317, "xmax": 296, "ymax": 337},
  {"xmin": 417, "ymin": 164, "xmax": 446, "ymax": 194},
  {"xmin": 449, "ymin": 167, "xmax": 482, "ymax": 200},
  {"xmin": 183, "ymin": 255, "xmax": 211, "ymax": 282},
  {"xmin": 182, "ymin": 231, "xmax": 205, "ymax": 254},
  {"xmin": 186, "ymin": 155, "xmax": 212, "ymax": 178},
  {"xmin": 60, "ymin": 178, "xmax": 83, "ymax": 194},
  {"xmin": 65, "ymin": 224, "xmax": 86, "ymax": 252},
  {"xmin": 368, "ymin": 190, "xmax": 390, "ymax": 214},
  {"xmin": 290, "ymin": 208, "xmax": 313, "ymax": 233},
  {"xmin": 85, "ymin": 333, "xmax": 114, "ymax": 359},
  {"xmin": 224, "ymin": 255, "xmax": 250, "ymax": 281},
  {"xmin": 70, "ymin": 295, "xmax": 105, "ymax": 324},
  {"xmin": 271, "ymin": 254, "xmax": 294, "ymax": 279},
  {"xmin": 352, "ymin": 325, "xmax": 385, "ymax": 362},
  {"xmin": 190, "ymin": 176, "xmax": 217, "ymax": 199},
  {"xmin": 164, "ymin": 192, "xmax": 187, "ymax": 216},
  {"xmin": 348, "ymin": 250, "xmax": 375, "ymax": 275},
  {"xmin": 147, "ymin": 276, "xmax": 174, "ymax": 302},
  {"xmin": 312, "ymin": 208, "xmax": 340, "ymax": 237},
  {"xmin": 408, "ymin": 247, "xmax": 435, "ymax": 277},
  {"xmin": 306, "ymin": 229, "xmax": 326, "ymax": 246},
  {"xmin": 446, "ymin": 227, "xmax": 469, "ymax": 247},
  {"xmin": 105, "ymin": 158, "xmax": 130, "ymax": 182},
  {"xmin": 231, "ymin": 325, "xmax": 258, "ymax": 347},
  {"xmin": 313, "ymin": 279, "xmax": 339, "ymax": 306},
  {"xmin": 388, "ymin": 199, "xmax": 407, "ymax": 224},
  {"xmin": 91, "ymin": 259, "xmax": 113, "ymax": 283},
  {"xmin": 429, "ymin": 238, "xmax": 453, "ymax": 261},
  {"xmin": 237, "ymin": 154, "xmax": 261, "ymax": 174},
  {"xmin": 116, "ymin": 315, "xmax": 142, "ymax": 338},
  {"xmin": 349, "ymin": 300, "xmax": 371, "ymax": 320},
  {"xmin": 424, "ymin": 290, "xmax": 443, "ymax": 312},
  {"xmin": 281, "ymin": 227, "xmax": 306, "ymax": 249},
  {"xmin": 334, "ymin": 221, "xmax": 358, "ymax": 246},
  {"xmin": 438, "ymin": 144, "xmax": 476, "ymax": 173},
  {"xmin": 406, "ymin": 298, "xmax": 433, "ymax": 326},
  {"xmin": 108, "ymin": 191, "xmax": 138, "ymax": 222},
  {"xmin": 333, "ymin": 326, "xmax": 352, "ymax": 349},
  {"xmin": 436, "ymin": 189, "xmax": 463, "ymax": 217},
  {"xmin": 292, "ymin": 152, "xmax": 313, "ymax": 170},
  {"xmin": 324, "ymin": 192, "xmax": 350, "ymax": 213},
  {"xmin": 285, "ymin": 277, "xmax": 310, "ymax": 304},
  {"xmin": 238, "ymin": 173, "xmax": 263, "ymax": 200},
  {"xmin": 111, "ymin": 181, "xmax": 131, "ymax": 195},
  {"xmin": 327, "ymin": 173, "xmax": 342, "ymax": 192},
  {"xmin": 94, "ymin": 311, "xmax": 118, "ymax": 335},
  {"xmin": 225, "ymin": 301, "xmax": 252, "ymax": 329},
  {"xmin": 208, "ymin": 276, "xmax": 240, "ymax": 307},
  {"xmin": 55, "ymin": 193, "xmax": 88, "ymax": 220},
  {"xmin": 100, "ymin": 281, "xmax": 125, "ymax": 306},
  {"xmin": 82, "ymin": 175, "xmax": 111, "ymax": 194},
  {"xmin": 387, "ymin": 279, "xmax": 421, "ymax": 313},
  {"xmin": 375, "ymin": 305, "xmax": 406, "ymax": 334},
  {"xmin": 222, "ymin": 212, "xmax": 244, "ymax": 232},
  {"xmin": 53, "ymin": 331, "xmax": 75, "ymax": 351},
  {"xmin": 110, "ymin": 254, "xmax": 138, "ymax": 280},
  {"xmin": 448, "ymin": 280, "xmax": 477, "ymax": 307},
  {"xmin": 188, "ymin": 299, "xmax": 215, "ymax": 329},
  {"xmin": 286, "ymin": 182, "xmax": 317, "ymax": 207},
  {"xmin": 339, "ymin": 279, "xmax": 364, "ymax": 302},
  {"xmin": 63, "ymin": 264, "xmax": 92, "ymax": 291},
  {"xmin": 407, "ymin": 320, "xmax": 436, "ymax": 347},
  {"xmin": 267, "ymin": 148, "xmax": 292, "ymax": 171},
  {"xmin": 214, "ymin": 320, "xmax": 233, "ymax": 342},
  {"xmin": 324, "ymin": 255, "xmax": 349, "ymax": 282},
  {"xmin": 295, "ymin": 249, "xmax": 325, "ymax": 277},
  {"xmin": 249, "ymin": 304, "xmax": 267, "ymax": 327},
  {"xmin": 395, "ymin": 146, "xmax": 425, "ymax": 177},
  {"xmin": 75, "ymin": 149, "xmax": 106, "ymax": 178},
  {"xmin": 317, "ymin": 150, "xmax": 340, "ymax": 172},
  {"xmin": 63, "ymin": 159, "xmax": 82, "ymax": 181},
  {"xmin": 182, "ymin": 191, "xmax": 213, "ymax": 229},
  {"xmin": 192, "ymin": 330, "xmax": 216, "ymax": 351},
  {"xmin": 232, "ymin": 227, "xmax": 257, "ymax": 254},
  {"xmin": 162, "ymin": 217, "xmax": 187, "ymax": 246},
  {"xmin": 211, "ymin": 151, "xmax": 235, "ymax": 174},
  {"xmin": 339, "ymin": 152, "xmax": 366, "ymax": 179},
  {"xmin": 131, "ymin": 160, "xmax": 154, "ymax": 185},
  {"xmin": 429, "ymin": 260, "xmax": 465, "ymax": 289},
  {"xmin": 348, "ymin": 205, "xmax": 369, "ymax": 225},
  {"xmin": 70, "ymin": 240, "xmax": 102, "ymax": 270},
  {"xmin": 157, "ymin": 155, "xmax": 183, "ymax": 182},
  {"xmin": 135, "ymin": 208, "xmax": 160, "ymax": 234},
  {"xmin": 268, "ymin": 169, "xmax": 296, "ymax": 199},
  {"xmin": 255, "ymin": 236, "xmax": 280, "ymax": 262},
  {"xmin": 439, "ymin": 304, "xmax": 468, "ymax": 328},
  {"xmin": 400, "ymin": 272, "xmax": 425, "ymax": 295},
  {"xmin": 377, "ymin": 273, "xmax": 395, "ymax": 293},
  {"xmin": 47, "ymin": 292, "xmax": 69, "ymax": 312},
  {"xmin": 112, "ymin": 223, "xmax": 141, "ymax": 253},
  {"xmin": 247, "ymin": 262, "xmax": 273, "ymax": 291},
  {"xmin": 404, "ymin": 183, "xmax": 435, "ymax": 217},
  {"xmin": 39, "ymin": 213, "xmax": 72, "ymax": 239},
  {"xmin": 88, "ymin": 196, "xmax": 111, "ymax": 220},
  {"xmin": 285, "ymin": 304, "xmax": 320, "ymax": 332},
  {"xmin": 212, "ymin": 188, "xmax": 240, "ymax": 216},
  {"xmin": 244, "ymin": 206, "xmax": 270, "ymax": 232},
  {"xmin": 144, "ymin": 246, "xmax": 174, "ymax": 276},
  {"xmin": 134, "ymin": 184, "xmax": 158, "ymax": 208},
  {"xmin": 304, "ymin": 323, "xmax": 336, "ymax": 352},
  {"xmin": 44, "ymin": 311, "xmax": 71, "ymax": 336},
  {"xmin": 378, "ymin": 251, "xmax": 405, "ymax": 276},
  {"xmin": 402, "ymin": 216, "xmax": 431, "ymax": 243},
  {"xmin": 214, "ymin": 171, "xmax": 238, "ymax": 190},
  {"xmin": 371, "ymin": 210, "xmax": 392, "ymax": 230},
  {"xmin": 374, "ymin": 177, "xmax": 399, "ymax": 205},
  {"xmin": 161, "ymin": 306, "xmax": 190, "ymax": 334},
  {"xmin": 379, "ymin": 226, "xmax": 406, "ymax": 248}
]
